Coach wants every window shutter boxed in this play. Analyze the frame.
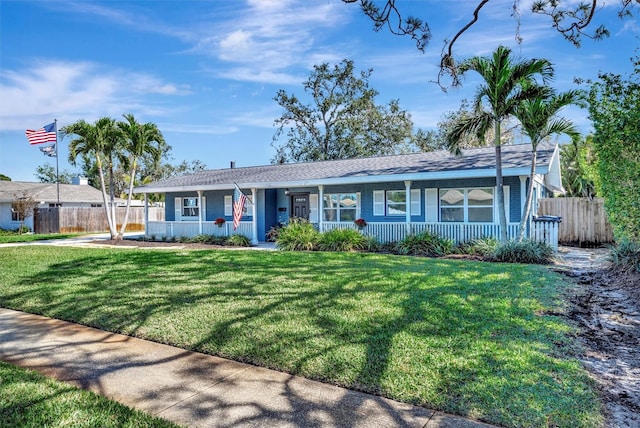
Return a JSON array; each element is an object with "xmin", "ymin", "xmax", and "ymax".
[
  {"xmin": 201, "ymin": 196, "xmax": 206, "ymax": 220},
  {"xmin": 224, "ymin": 195, "xmax": 232, "ymax": 216},
  {"xmin": 174, "ymin": 197, "xmax": 182, "ymax": 221},
  {"xmin": 356, "ymin": 192, "xmax": 361, "ymax": 218},
  {"xmin": 410, "ymin": 189, "xmax": 421, "ymax": 215},
  {"xmin": 309, "ymin": 194, "xmax": 318, "ymax": 223},
  {"xmin": 373, "ymin": 190, "xmax": 384, "ymax": 216},
  {"xmin": 425, "ymin": 189, "xmax": 438, "ymax": 222},
  {"xmin": 504, "ymin": 185, "xmax": 510, "ymax": 222}
]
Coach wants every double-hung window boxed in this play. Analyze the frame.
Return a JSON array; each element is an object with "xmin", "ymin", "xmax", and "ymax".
[
  {"xmin": 373, "ymin": 189, "xmax": 421, "ymax": 216},
  {"xmin": 182, "ymin": 197, "xmax": 199, "ymax": 218},
  {"xmin": 323, "ymin": 193, "xmax": 358, "ymax": 222},
  {"xmin": 439, "ymin": 188, "xmax": 493, "ymax": 222}
]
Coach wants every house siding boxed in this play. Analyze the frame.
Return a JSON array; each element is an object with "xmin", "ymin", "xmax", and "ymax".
[
  {"xmin": 165, "ymin": 176, "xmax": 525, "ymax": 236},
  {"xmin": 167, "ymin": 191, "xmax": 254, "ymax": 223},
  {"xmin": 321, "ymin": 176, "xmax": 522, "ymax": 223}
]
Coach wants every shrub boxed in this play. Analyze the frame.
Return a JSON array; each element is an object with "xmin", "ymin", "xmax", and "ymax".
[
  {"xmin": 395, "ymin": 231, "xmax": 454, "ymax": 257},
  {"xmin": 265, "ymin": 223, "xmax": 284, "ymax": 242},
  {"xmin": 226, "ymin": 234, "xmax": 251, "ymax": 247},
  {"xmin": 491, "ymin": 239, "xmax": 554, "ymax": 264},
  {"xmin": 364, "ymin": 235, "xmax": 382, "ymax": 253},
  {"xmin": 275, "ymin": 218, "xmax": 319, "ymax": 251},
  {"xmin": 608, "ymin": 239, "xmax": 640, "ymax": 272},
  {"xmin": 378, "ymin": 240, "xmax": 397, "ymax": 254},
  {"xmin": 190, "ymin": 234, "xmax": 211, "ymax": 243},
  {"xmin": 457, "ymin": 237, "xmax": 500, "ymax": 258},
  {"xmin": 318, "ymin": 228, "xmax": 368, "ymax": 252}
]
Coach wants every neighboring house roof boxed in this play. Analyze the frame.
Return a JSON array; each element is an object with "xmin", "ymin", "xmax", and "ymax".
[
  {"xmin": 0, "ymin": 181, "xmax": 108, "ymax": 204},
  {"xmin": 134, "ymin": 142, "xmax": 563, "ymax": 194}
]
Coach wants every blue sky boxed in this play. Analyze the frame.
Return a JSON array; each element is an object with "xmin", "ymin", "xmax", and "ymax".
[{"xmin": 1, "ymin": 0, "xmax": 638, "ymax": 182}]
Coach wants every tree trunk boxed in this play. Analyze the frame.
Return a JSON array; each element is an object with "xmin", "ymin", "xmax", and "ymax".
[
  {"xmin": 96, "ymin": 156, "xmax": 118, "ymax": 239},
  {"xmin": 109, "ymin": 163, "xmax": 117, "ymax": 239},
  {"xmin": 119, "ymin": 162, "xmax": 136, "ymax": 238},
  {"xmin": 494, "ymin": 120, "xmax": 508, "ymax": 242},
  {"xmin": 517, "ymin": 149, "xmax": 537, "ymax": 241}
]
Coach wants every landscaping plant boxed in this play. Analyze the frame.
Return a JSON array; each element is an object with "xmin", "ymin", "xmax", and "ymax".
[
  {"xmin": 608, "ymin": 239, "xmax": 640, "ymax": 272},
  {"xmin": 491, "ymin": 239, "xmax": 555, "ymax": 264},
  {"xmin": 275, "ymin": 218, "xmax": 319, "ymax": 251},
  {"xmin": 318, "ymin": 228, "xmax": 369, "ymax": 252},
  {"xmin": 395, "ymin": 230, "xmax": 454, "ymax": 256},
  {"xmin": 226, "ymin": 234, "xmax": 251, "ymax": 247}
]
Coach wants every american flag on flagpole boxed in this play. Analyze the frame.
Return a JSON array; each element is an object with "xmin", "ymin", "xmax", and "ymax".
[
  {"xmin": 233, "ymin": 185, "xmax": 248, "ymax": 230},
  {"xmin": 25, "ymin": 122, "xmax": 57, "ymax": 145}
]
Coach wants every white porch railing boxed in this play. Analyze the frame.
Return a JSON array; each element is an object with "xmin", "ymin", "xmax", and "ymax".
[
  {"xmin": 146, "ymin": 219, "xmax": 559, "ymax": 250},
  {"xmin": 322, "ymin": 221, "xmax": 559, "ymax": 250},
  {"xmin": 146, "ymin": 221, "xmax": 253, "ymax": 240}
]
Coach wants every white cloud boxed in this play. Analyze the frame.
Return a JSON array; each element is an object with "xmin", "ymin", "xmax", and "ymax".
[{"xmin": 0, "ymin": 61, "xmax": 188, "ymax": 130}]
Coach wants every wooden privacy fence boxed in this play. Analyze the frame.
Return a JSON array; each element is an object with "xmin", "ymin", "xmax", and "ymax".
[
  {"xmin": 537, "ymin": 197, "xmax": 614, "ymax": 246},
  {"xmin": 34, "ymin": 206, "xmax": 164, "ymax": 234}
]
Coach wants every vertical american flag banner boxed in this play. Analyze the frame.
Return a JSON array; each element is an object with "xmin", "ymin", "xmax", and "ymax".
[
  {"xmin": 233, "ymin": 185, "xmax": 248, "ymax": 230},
  {"xmin": 25, "ymin": 122, "xmax": 57, "ymax": 145}
]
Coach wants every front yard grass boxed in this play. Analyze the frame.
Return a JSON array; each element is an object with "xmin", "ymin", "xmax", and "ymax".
[
  {"xmin": 0, "ymin": 361, "xmax": 179, "ymax": 427},
  {"xmin": 0, "ymin": 232, "xmax": 80, "ymax": 243},
  {"xmin": 0, "ymin": 247, "xmax": 602, "ymax": 428}
]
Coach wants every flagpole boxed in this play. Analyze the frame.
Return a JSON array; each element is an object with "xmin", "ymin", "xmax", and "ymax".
[{"xmin": 55, "ymin": 119, "xmax": 60, "ymax": 205}]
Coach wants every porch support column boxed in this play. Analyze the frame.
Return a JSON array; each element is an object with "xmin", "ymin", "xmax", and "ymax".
[
  {"xmin": 144, "ymin": 193, "xmax": 149, "ymax": 238},
  {"xmin": 404, "ymin": 180, "xmax": 412, "ymax": 235},
  {"xmin": 251, "ymin": 188, "xmax": 258, "ymax": 245},
  {"xmin": 318, "ymin": 185, "xmax": 324, "ymax": 233},
  {"xmin": 197, "ymin": 190, "xmax": 203, "ymax": 234}
]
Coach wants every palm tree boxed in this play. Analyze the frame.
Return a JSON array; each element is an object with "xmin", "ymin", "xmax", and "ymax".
[
  {"xmin": 117, "ymin": 114, "xmax": 166, "ymax": 238},
  {"xmin": 446, "ymin": 45, "xmax": 554, "ymax": 241},
  {"xmin": 514, "ymin": 88, "xmax": 583, "ymax": 240},
  {"xmin": 63, "ymin": 117, "xmax": 122, "ymax": 239}
]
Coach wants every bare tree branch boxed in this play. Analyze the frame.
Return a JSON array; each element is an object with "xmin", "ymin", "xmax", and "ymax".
[{"xmin": 343, "ymin": 0, "xmax": 639, "ymax": 88}]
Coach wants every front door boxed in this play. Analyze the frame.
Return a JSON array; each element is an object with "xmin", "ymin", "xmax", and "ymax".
[{"xmin": 291, "ymin": 194, "xmax": 310, "ymax": 220}]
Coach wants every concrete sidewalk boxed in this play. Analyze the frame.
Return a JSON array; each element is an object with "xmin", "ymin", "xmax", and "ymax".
[{"xmin": 0, "ymin": 308, "xmax": 493, "ymax": 428}]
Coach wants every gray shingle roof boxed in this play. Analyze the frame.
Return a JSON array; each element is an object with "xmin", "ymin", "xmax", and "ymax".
[
  {"xmin": 134, "ymin": 143, "xmax": 557, "ymax": 193},
  {"xmin": 0, "ymin": 181, "xmax": 107, "ymax": 204}
]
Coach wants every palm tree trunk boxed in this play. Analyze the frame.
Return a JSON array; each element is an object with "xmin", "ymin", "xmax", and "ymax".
[
  {"xmin": 518, "ymin": 150, "xmax": 538, "ymax": 241},
  {"xmin": 494, "ymin": 120, "xmax": 508, "ymax": 242},
  {"xmin": 109, "ymin": 162, "xmax": 117, "ymax": 239},
  {"xmin": 119, "ymin": 162, "xmax": 136, "ymax": 238},
  {"xmin": 96, "ymin": 156, "xmax": 118, "ymax": 239}
]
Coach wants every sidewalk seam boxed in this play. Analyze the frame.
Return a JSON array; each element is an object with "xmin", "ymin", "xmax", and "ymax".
[{"xmin": 153, "ymin": 365, "xmax": 253, "ymax": 417}]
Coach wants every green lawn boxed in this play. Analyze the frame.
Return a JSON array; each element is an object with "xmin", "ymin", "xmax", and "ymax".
[
  {"xmin": 0, "ymin": 232, "xmax": 80, "ymax": 243},
  {"xmin": 0, "ymin": 361, "xmax": 179, "ymax": 427},
  {"xmin": 0, "ymin": 247, "xmax": 602, "ymax": 428}
]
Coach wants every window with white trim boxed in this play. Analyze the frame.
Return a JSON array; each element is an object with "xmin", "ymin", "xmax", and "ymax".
[
  {"xmin": 373, "ymin": 189, "xmax": 421, "ymax": 216},
  {"xmin": 439, "ymin": 188, "xmax": 494, "ymax": 222},
  {"xmin": 182, "ymin": 197, "xmax": 199, "ymax": 217},
  {"xmin": 323, "ymin": 193, "xmax": 359, "ymax": 222}
]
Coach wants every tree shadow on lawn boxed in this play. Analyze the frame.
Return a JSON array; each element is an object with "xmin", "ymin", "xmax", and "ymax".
[{"xmin": 2, "ymin": 248, "xmax": 598, "ymax": 427}]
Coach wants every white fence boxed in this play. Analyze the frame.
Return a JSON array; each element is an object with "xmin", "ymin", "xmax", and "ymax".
[
  {"xmin": 147, "ymin": 221, "xmax": 253, "ymax": 240},
  {"xmin": 146, "ymin": 220, "xmax": 559, "ymax": 250},
  {"xmin": 323, "ymin": 221, "xmax": 559, "ymax": 250}
]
